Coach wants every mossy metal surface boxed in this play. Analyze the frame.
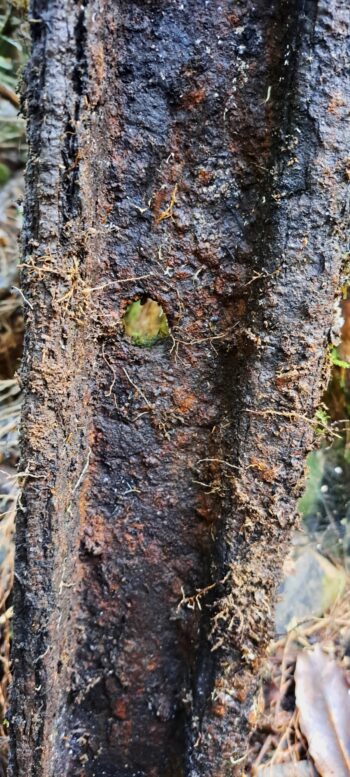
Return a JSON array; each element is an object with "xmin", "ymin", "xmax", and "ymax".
[{"xmin": 11, "ymin": 0, "xmax": 349, "ymax": 776}]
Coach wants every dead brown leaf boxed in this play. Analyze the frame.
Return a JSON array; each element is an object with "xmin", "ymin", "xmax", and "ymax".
[
  {"xmin": 295, "ymin": 645, "xmax": 350, "ymax": 776},
  {"xmin": 256, "ymin": 762, "xmax": 315, "ymax": 776}
]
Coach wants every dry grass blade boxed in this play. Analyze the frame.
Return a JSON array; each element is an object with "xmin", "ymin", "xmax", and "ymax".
[{"xmin": 295, "ymin": 645, "xmax": 350, "ymax": 776}]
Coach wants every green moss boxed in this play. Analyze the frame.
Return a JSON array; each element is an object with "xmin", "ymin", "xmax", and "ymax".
[
  {"xmin": 0, "ymin": 162, "xmax": 10, "ymax": 184},
  {"xmin": 314, "ymin": 407, "xmax": 332, "ymax": 436},
  {"xmin": 329, "ymin": 345, "xmax": 350, "ymax": 370},
  {"xmin": 122, "ymin": 298, "xmax": 170, "ymax": 346}
]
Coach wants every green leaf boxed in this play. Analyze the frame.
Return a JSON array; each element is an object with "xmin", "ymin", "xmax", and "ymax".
[
  {"xmin": 298, "ymin": 450, "xmax": 325, "ymax": 517},
  {"xmin": 0, "ymin": 161, "xmax": 10, "ymax": 183},
  {"xmin": 0, "ymin": 34, "xmax": 22, "ymax": 52},
  {"xmin": 0, "ymin": 55, "xmax": 13, "ymax": 70},
  {"xmin": 329, "ymin": 346, "xmax": 350, "ymax": 369},
  {"xmin": 122, "ymin": 298, "xmax": 170, "ymax": 346}
]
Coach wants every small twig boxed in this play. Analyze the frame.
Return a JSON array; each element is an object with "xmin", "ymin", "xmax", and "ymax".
[
  {"xmin": 177, "ymin": 572, "xmax": 230, "ymax": 612},
  {"xmin": 35, "ymin": 646, "xmax": 50, "ymax": 663},
  {"xmin": 156, "ymin": 183, "xmax": 178, "ymax": 223},
  {"xmin": 263, "ymin": 85, "xmax": 272, "ymax": 103},
  {"xmin": 75, "ymin": 674, "xmax": 103, "ymax": 704},
  {"xmin": 251, "ymin": 735, "xmax": 273, "ymax": 772},
  {"xmin": 10, "ymin": 286, "xmax": 33, "ymax": 310},
  {"xmin": 192, "ymin": 266, "xmax": 205, "ymax": 283},
  {"xmin": 269, "ymin": 709, "xmax": 298, "ymax": 766},
  {"xmin": 102, "ymin": 345, "xmax": 116, "ymax": 397},
  {"xmin": 0, "ymin": 83, "xmax": 20, "ymax": 108},
  {"xmin": 83, "ymin": 274, "xmax": 154, "ymax": 295},
  {"xmin": 274, "ymin": 630, "xmax": 294, "ymax": 722},
  {"xmin": 243, "ymin": 267, "xmax": 280, "ymax": 287},
  {"xmin": 197, "ymin": 458, "xmax": 239, "ymax": 470},
  {"xmin": 0, "ymin": 606, "xmax": 13, "ymax": 625},
  {"xmin": 72, "ymin": 448, "xmax": 92, "ymax": 493},
  {"xmin": 247, "ymin": 407, "xmax": 341, "ymax": 439},
  {"xmin": 122, "ymin": 484, "xmax": 141, "ymax": 496},
  {"xmin": 129, "ymin": 201, "xmax": 150, "ymax": 214},
  {"xmin": 123, "ymin": 367, "xmax": 152, "ymax": 409},
  {"xmin": 229, "ymin": 750, "xmax": 249, "ymax": 766},
  {"xmin": 247, "ymin": 409, "xmax": 309, "ymax": 422},
  {"xmin": 192, "ymin": 479, "xmax": 220, "ymax": 493},
  {"xmin": 171, "ymin": 325, "xmax": 237, "ymax": 349}
]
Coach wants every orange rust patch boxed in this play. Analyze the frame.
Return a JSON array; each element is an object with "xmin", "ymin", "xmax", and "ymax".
[
  {"xmin": 81, "ymin": 505, "xmax": 107, "ymax": 554},
  {"xmin": 227, "ymin": 12, "xmax": 241, "ymax": 25},
  {"xmin": 214, "ymin": 277, "xmax": 226, "ymax": 295},
  {"xmin": 181, "ymin": 87, "xmax": 206, "ymax": 109},
  {"xmin": 275, "ymin": 369, "xmax": 300, "ymax": 387},
  {"xmin": 327, "ymin": 94, "xmax": 346, "ymax": 113},
  {"xmin": 151, "ymin": 187, "xmax": 168, "ymax": 220},
  {"xmin": 123, "ymin": 531, "xmax": 142, "ymax": 554},
  {"xmin": 172, "ymin": 387, "xmax": 196, "ymax": 414},
  {"xmin": 212, "ymin": 703, "xmax": 226, "ymax": 718},
  {"xmin": 195, "ymin": 492, "xmax": 216, "ymax": 524},
  {"xmin": 235, "ymin": 684, "xmax": 249, "ymax": 704},
  {"xmin": 249, "ymin": 457, "xmax": 278, "ymax": 483},
  {"xmin": 154, "ymin": 183, "xmax": 178, "ymax": 223},
  {"xmin": 113, "ymin": 699, "xmax": 128, "ymax": 720},
  {"xmin": 197, "ymin": 168, "xmax": 214, "ymax": 185}
]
